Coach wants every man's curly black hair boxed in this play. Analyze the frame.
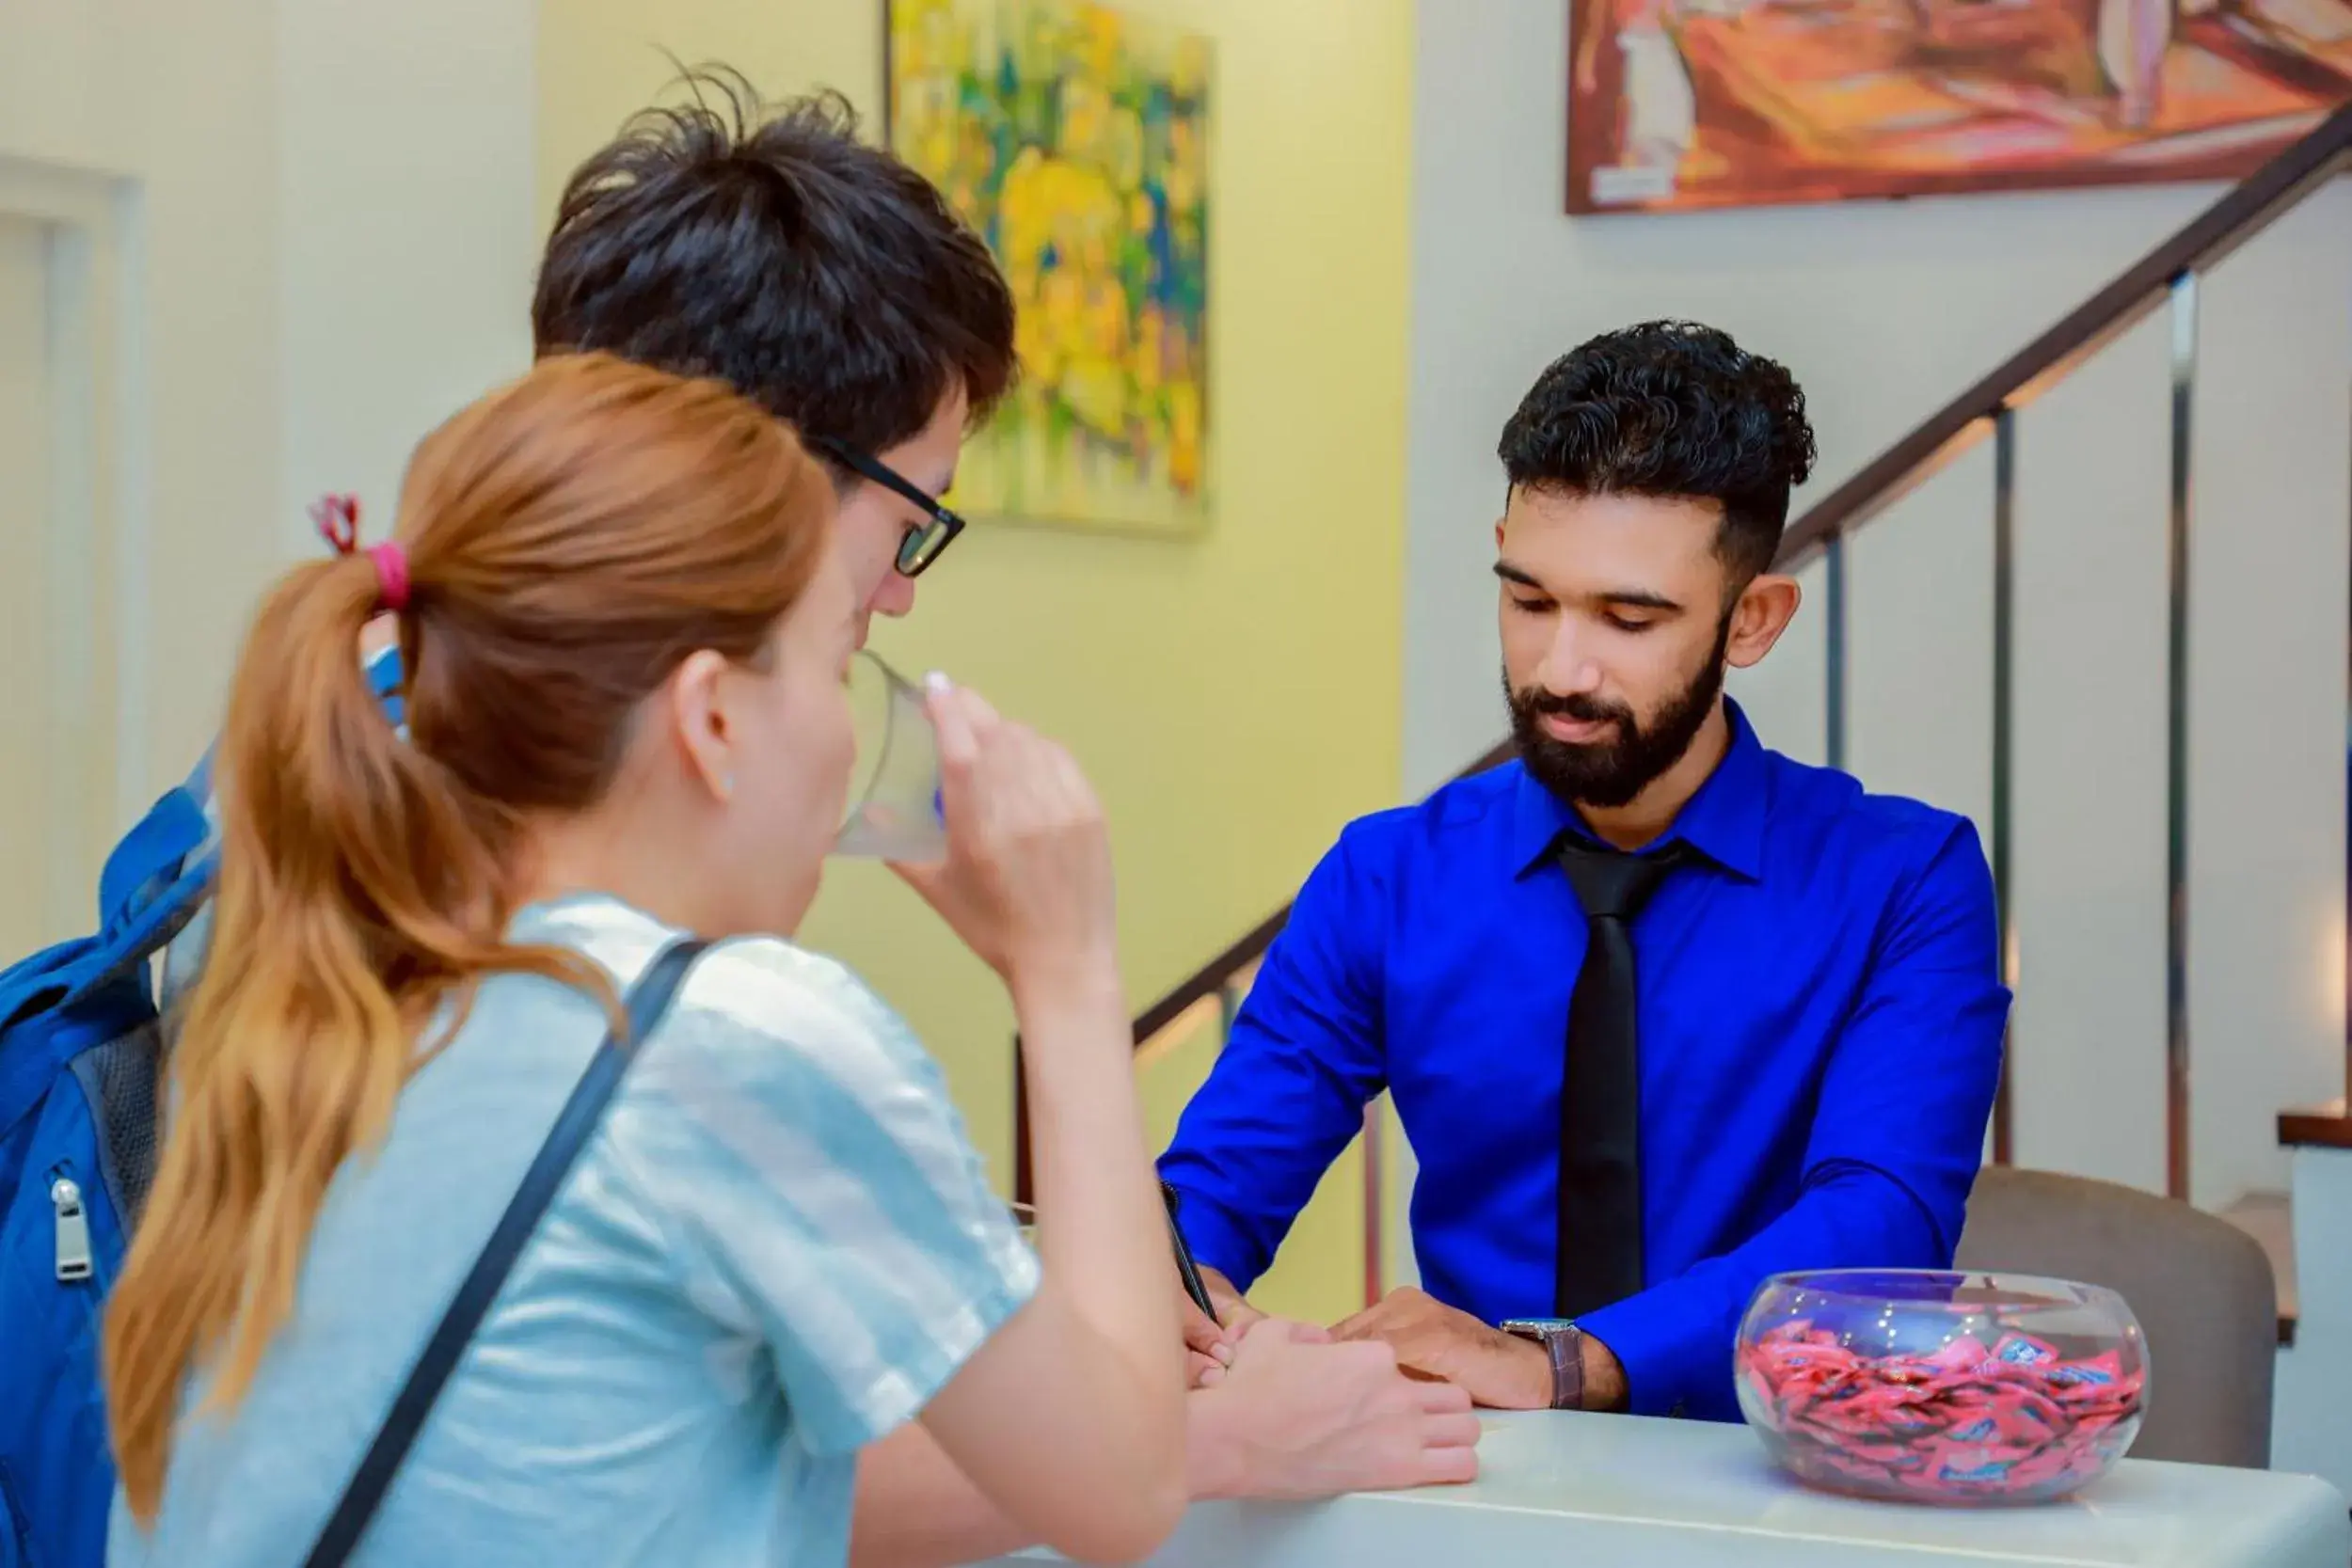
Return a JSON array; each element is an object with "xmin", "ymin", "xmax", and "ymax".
[{"xmin": 1497, "ymin": 321, "xmax": 1818, "ymax": 583}]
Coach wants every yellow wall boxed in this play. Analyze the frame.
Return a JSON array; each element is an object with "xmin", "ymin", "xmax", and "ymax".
[{"xmin": 536, "ymin": 0, "xmax": 1412, "ymax": 1324}]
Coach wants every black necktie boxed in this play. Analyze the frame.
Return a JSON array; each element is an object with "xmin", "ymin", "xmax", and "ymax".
[{"xmin": 1554, "ymin": 836, "xmax": 1688, "ymax": 1319}]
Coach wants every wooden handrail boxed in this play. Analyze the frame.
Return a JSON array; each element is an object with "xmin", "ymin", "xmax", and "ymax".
[
  {"xmin": 2280, "ymin": 1100, "xmax": 2352, "ymax": 1148},
  {"xmin": 1013, "ymin": 103, "xmax": 2352, "ymax": 1202}
]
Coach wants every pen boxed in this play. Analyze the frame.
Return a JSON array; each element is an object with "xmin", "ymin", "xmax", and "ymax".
[{"xmin": 1161, "ymin": 1180, "xmax": 1219, "ymax": 1321}]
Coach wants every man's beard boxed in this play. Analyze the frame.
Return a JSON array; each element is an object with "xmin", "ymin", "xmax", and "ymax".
[{"xmin": 1504, "ymin": 619, "xmax": 1732, "ymax": 811}]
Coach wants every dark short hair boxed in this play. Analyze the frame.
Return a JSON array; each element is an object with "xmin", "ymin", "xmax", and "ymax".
[
  {"xmin": 1497, "ymin": 321, "xmax": 1817, "ymax": 582},
  {"xmin": 532, "ymin": 67, "xmax": 1017, "ymax": 456}
]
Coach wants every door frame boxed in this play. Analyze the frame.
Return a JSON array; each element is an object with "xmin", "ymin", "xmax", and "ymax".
[{"xmin": 0, "ymin": 153, "xmax": 149, "ymax": 940}]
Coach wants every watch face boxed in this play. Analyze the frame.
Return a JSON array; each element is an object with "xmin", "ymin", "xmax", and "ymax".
[{"xmin": 1503, "ymin": 1318, "xmax": 1575, "ymax": 1336}]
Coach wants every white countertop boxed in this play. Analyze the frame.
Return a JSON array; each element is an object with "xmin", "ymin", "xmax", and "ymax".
[{"xmin": 981, "ymin": 1411, "xmax": 2351, "ymax": 1566}]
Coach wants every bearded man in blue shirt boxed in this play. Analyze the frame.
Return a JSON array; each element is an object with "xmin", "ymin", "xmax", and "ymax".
[{"xmin": 1163, "ymin": 321, "xmax": 2010, "ymax": 1423}]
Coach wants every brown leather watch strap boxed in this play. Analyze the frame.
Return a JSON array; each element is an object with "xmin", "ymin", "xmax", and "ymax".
[{"xmin": 1503, "ymin": 1319, "xmax": 1586, "ymax": 1410}]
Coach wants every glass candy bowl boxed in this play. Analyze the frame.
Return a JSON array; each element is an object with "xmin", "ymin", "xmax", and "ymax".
[{"xmin": 1736, "ymin": 1269, "xmax": 2146, "ymax": 1506}]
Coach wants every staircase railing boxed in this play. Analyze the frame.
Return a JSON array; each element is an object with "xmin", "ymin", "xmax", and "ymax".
[{"xmin": 1011, "ymin": 102, "xmax": 2352, "ymax": 1283}]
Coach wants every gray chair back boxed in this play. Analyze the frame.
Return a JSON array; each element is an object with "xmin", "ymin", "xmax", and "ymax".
[{"xmin": 1953, "ymin": 1165, "xmax": 2276, "ymax": 1468}]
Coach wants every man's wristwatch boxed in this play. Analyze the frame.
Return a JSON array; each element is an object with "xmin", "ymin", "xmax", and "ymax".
[{"xmin": 1501, "ymin": 1318, "xmax": 1586, "ymax": 1411}]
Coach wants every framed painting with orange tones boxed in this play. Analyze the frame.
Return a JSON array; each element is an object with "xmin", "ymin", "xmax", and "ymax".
[
  {"xmin": 1567, "ymin": 0, "xmax": 2352, "ymax": 213},
  {"xmin": 887, "ymin": 0, "xmax": 1214, "ymax": 535}
]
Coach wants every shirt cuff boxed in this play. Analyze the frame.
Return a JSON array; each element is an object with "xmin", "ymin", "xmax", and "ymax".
[{"xmin": 1576, "ymin": 1290, "xmax": 1716, "ymax": 1419}]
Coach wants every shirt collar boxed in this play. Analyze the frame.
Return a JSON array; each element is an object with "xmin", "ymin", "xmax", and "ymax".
[{"xmin": 1510, "ymin": 698, "xmax": 1769, "ymax": 882}]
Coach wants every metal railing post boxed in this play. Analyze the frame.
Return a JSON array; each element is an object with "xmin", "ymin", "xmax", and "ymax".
[
  {"xmin": 2164, "ymin": 272, "xmax": 2199, "ymax": 1203},
  {"xmin": 1991, "ymin": 405, "xmax": 2019, "ymax": 1165},
  {"xmin": 1824, "ymin": 531, "xmax": 1849, "ymax": 771}
]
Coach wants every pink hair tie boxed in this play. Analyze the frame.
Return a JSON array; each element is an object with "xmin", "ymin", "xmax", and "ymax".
[
  {"xmin": 309, "ymin": 493, "xmax": 411, "ymax": 611},
  {"xmin": 365, "ymin": 541, "xmax": 411, "ymax": 612}
]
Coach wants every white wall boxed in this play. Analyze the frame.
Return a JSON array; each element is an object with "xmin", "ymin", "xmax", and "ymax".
[
  {"xmin": 0, "ymin": 0, "xmax": 278, "ymax": 942},
  {"xmin": 1406, "ymin": 0, "xmax": 2351, "ymax": 1210},
  {"xmin": 278, "ymin": 0, "xmax": 540, "ymax": 555},
  {"xmin": 0, "ymin": 0, "xmax": 537, "ymax": 951},
  {"xmin": 0, "ymin": 214, "xmax": 59, "ymax": 956}
]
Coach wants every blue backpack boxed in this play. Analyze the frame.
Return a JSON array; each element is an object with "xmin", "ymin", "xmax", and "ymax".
[{"xmin": 0, "ymin": 648, "xmax": 404, "ymax": 1568}]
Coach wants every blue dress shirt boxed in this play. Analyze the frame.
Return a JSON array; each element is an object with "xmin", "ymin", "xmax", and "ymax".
[{"xmin": 1159, "ymin": 702, "xmax": 2010, "ymax": 1421}]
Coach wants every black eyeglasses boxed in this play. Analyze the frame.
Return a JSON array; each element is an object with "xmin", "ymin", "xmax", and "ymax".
[{"xmin": 810, "ymin": 436, "xmax": 967, "ymax": 578}]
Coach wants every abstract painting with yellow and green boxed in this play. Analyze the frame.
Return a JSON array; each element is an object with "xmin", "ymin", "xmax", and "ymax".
[{"xmin": 890, "ymin": 0, "xmax": 1212, "ymax": 533}]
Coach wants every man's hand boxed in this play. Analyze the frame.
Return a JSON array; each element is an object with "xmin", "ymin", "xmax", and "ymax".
[
  {"xmin": 1330, "ymin": 1288, "xmax": 1552, "ymax": 1410},
  {"xmin": 1191, "ymin": 1320, "xmax": 1481, "ymax": 1499},
  {"xmin": 1183, "ymin": 1265, "xmax": 1268, "ymax": 1388}
]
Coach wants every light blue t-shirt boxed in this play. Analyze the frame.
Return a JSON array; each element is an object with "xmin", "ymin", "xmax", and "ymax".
[{"xmin": 112, "ymin": 894, "xmax": 1039, "ymax": 1568}]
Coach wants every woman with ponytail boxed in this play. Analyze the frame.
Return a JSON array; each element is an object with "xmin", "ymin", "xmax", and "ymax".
[{"xmin": 103, "ymin": 353, "xmax": 1185, "ymax": 1568}]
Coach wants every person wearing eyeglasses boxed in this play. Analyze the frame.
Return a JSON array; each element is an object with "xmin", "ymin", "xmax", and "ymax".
[
  {"xmin": 540, "ymin": 82, "xmax": 1481, "ymax": 1555},
  {"xmin": 529, "ymin": 79, "xmax": 982, "ymax": 654},
  {"xmin": 155, "ymin": 68, "xmax": 1477, "ymax": 1568}
]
